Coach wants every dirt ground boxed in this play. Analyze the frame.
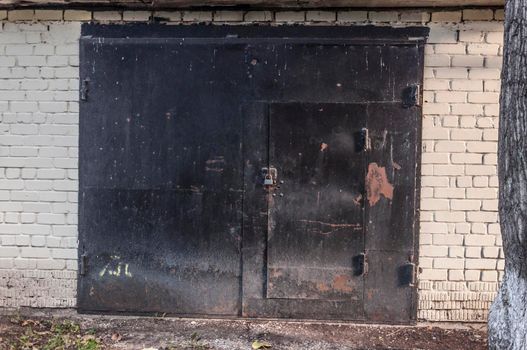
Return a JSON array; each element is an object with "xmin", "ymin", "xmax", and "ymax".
[{"xmin": 0, "ymin": 310, "xmax": 487, "ymax": 350}]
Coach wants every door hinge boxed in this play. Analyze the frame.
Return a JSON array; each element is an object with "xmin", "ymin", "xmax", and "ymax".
[
  {"xmin": 401, "ymin": 262, "xmax": 417, "ymax": 286},
  {"xmin": 356, "ymin": 128, "xmax": 371, "ymax": 152},
  {"xmin": 80, "ymin": 78, "xmax": 90, "ymax": 101},
  {"xmin": 80, "ymin": 253, "xmax": 87, "ymax": 276},
  {"xmin": 402, "ymin": 84, "xmax": 421, "ymax": 108},
  {"xmin": 354, "ymin": 252, "xmax": 368, "ymax": 276}
]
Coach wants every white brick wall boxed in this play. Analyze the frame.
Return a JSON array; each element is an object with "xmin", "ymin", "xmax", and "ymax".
[{"xmin": 0, "ymin": 8, "xmax": 504, "ymax": 322}]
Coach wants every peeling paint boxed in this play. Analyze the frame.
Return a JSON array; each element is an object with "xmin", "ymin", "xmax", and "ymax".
[{"xmin": 365, "ymin": 162, "xmax": 394, "ymax": 206}]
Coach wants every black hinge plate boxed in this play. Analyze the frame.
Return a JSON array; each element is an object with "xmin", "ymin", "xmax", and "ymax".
[
  {"xmin": 353, "ymin": 252, "xmax": 368, "ymax": 276},
  {"xmin": 402, "ymin": 84, "xmax": 420, "ymax": 108},
  {"xmin": 80, "ymin": 78, "xmax": 90, "ymax": 101},
  {"xmin": 80, "ymin": 253, "xmax": 87, "ymax": 276}
]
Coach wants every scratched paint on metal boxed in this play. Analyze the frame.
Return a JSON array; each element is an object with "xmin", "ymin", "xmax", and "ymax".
[{"xmin": 79, "ymin": 24, "xmax": 427, "ymax": 323}]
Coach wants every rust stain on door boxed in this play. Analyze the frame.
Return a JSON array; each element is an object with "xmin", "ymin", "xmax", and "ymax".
[{"xmin": 365, "ymin": 162, "xmax": 394, "ymax": 206}]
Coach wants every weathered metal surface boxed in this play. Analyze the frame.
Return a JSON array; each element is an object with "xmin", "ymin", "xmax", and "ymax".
[
  {"xmin": 0, "ymin": 0, "xmax": 505, "ymax": 9},
  {"xmin": 79, "ymin": 24, "xmax": 425, "ymax": 322}
]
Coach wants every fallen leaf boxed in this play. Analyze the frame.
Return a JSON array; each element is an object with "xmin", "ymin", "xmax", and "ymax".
[
  {"xmin": 111, "ymin": 332, "xmax": 122, "ymax": 342},
  {"xmin": 252, "ymin": 340, "xmax": 272, "ymax": 349}
]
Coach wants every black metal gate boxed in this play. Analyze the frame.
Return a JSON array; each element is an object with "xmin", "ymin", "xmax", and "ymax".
[{"xmin": 79, "ymin": 24, "xmax": 427, "ymax": 323}]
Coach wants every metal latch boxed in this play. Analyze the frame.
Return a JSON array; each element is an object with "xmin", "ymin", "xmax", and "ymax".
[
  {"xmin": 354, "ymin": 252, "xmax": 368, "ymax": 276},
  {"xmin": 400, "ymin": 262, "xmax": 417, "ymax": 286},
  {"xmin": 261, "ymin": 167, "xmax": 278, "ymax": 190},
  {"xmin": 356, "ymin": 128, "xmax": 371, "ymax": 152}
]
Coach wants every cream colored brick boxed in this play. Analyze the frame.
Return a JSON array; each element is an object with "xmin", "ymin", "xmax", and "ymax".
[
  {"xmin": 469, "ymin": 68, "xmax": 501, "ymax": 80},
  {"xmin": 425, "ymin": 54, "xmax": 450, "ymax": 67},
  {"xmin": 421, "ymin": 222, "xmax": 449, "ymax": 234},
  {"xmin": 434, "ymin": 43, "xmax": 466, "ymax": 54},
  {"xmin": 466, "ymin": 141, "xmax": 497, "ymax": 153},
  {"xmin": 421, "ymin": 176, "xmax": 450, "ymax": 187},
  {"xmin": 420, "ymin": 257, "xmax": 433, "ymax": 268},
  {"xmin": 467, "ymin": 44, "xmax": 500, "ymax": 56},
  {"xmin": 306, "ymin": 11, "xmax": 335, "ymax": 22},
  {"xmin": 431, "ymin": 11, "xmax": 462, "ymax": 22},
  {"xmin": 443, "ymin": 116, "xmax": 459, "ymax": 127},
  {"xmin": 467, "ymin": 188, "xmax": 497, "ymax": 200},
  {"xmin": 458, "ymin": 30, "xmax": 484, "ymax": 43},
  {"xmin": 123, "ymin": 11, "xmax": 151, "ymax": 21},
  {"xmin": 337, "ymin": 11, "xmax": 367, "ymax": 22},
  {"xmin": 463, "ymin": 9, "xmax": 494, "ymax": 21},
  {"xmin": 489, "ymin": 176, "xmax": 499, "ymax": 188},
  {"xmin": 484, "ymin": 56, "xmax": 503, "ymax": 69},
  {"xmin": 465, "ymin": 270, "xmax": 481, "ymax": 281},
  {"xmin": 451, "ymin": 55, "xmax": 484, "ymax": 67},
  {"xmin": 421, "ymin": 187, "xmax": 434, "ymax": 198},
  {"xmin": 483, "ymin": 129, "xmax": 499, "ymax": 142},
  {"xmin": 451, "ymin": 103, "xmax": 484, "ymax": 115},
  {"xmin": 486, "ymin": 32, "xmax": 504, "ymax": 44},
  {"xmin": 468, "ymin": 211, "xmax": 498, "ymax": 223},
  {"xmin": 435, "ymin": 141, "xmax": 465, "ymax": 153},
  {"xmin": 465, "ymin": 164, "xmax": 496, "ymax": 176},
  {"xmin": 368, "ymin": 11, "xmax": 398, "ymax": 22},
  {"xmin": 481, "ymin": 270, "xmax": 498, "ymax": 282},
  {"xmin": 8, "ymin": 10, "xmax": 34, "ymax": 21},
  {"xmin": 482, "ymin": 199, "xmax": 498, "ymax": 211},
  {"xmin": 449, "ymin": 246, "xmax": 465, "ymax": 258},
  {"xmin": 0, "ymin": 10, "xmax": 6, "ymax": 19},
  {"xmin": 275, "ymin": 11, "xmax": 305, "ymax": 22},
  {"xmin": 428, "ymin": 26, "xmax": 458, "ymax": 44},
  {"xmin": 476, "ymin": 117, "xmax": 495, "ymax": 128},
  {"xmin": 452, "ymin": 80, "xmax": 483, "ymax": 92},
  {"xmin": 400, "ymin": 11, "xmax": 430, "ymax": 23},
  {"xmin": 435, "ymin": 68, "xmax": 468, "ymax": 79},
  {"xmin": 421, "ymin": 245, "xmax": 449, "ymax": 257},
  {"xmin": 423, "ymin": 103, "xmax": 450, "ymax": 115},
  {"xmin": 494, "ymin": 9, "xmax": 505, "ymax": 21},
  {"xmin": 451, "ymin": 199, "xmax": 481, "ymax": 211},
  {"xmin": 488, "ymin": 223, "xmax": 501, "ymax": 235},
  {"xmin": 451, "ymin": 129, "xmax": 482, "ymax": 140},
  {"xmin": 436, "ymin": 92, "xmax": 466, "ymax": 103},
  {"xmin": 434, "ymin": 188, "xmax": 465, "ymax": 199},
  {"xmin": 451, "ymin": 153, "xmax": 482, "ymax": 164},
  {"xmin": 472, "ymin": 223, "xmax": 488, "ymax": 234},
  {"xmin": 420, "ymin": 268, "xmax": 448, "ymax": 280},
  {"xmin": 214, "ymin": 11, "xmax": 243, "ymax": 22},
  {"xmin": 244, "ymin": 11, "xmax": 273, "ymax": 22},
  {"xmin": 466, "ymin": 246, "xmax": 482, "ymax": 257},
  {"xmin": 424, "ymin": 79, "xmax": 450, "ymax": 91},
  {"xmin": 456, "ymin": 176, "xmax": 473, "ymax": 188},
  {"xmin": 483, "ymin": 154, "xmax": 497, "ymax": 165},
  {"xmin": 182, "ymin": 11, "xmax": 212, "ymax": 22},
  {"xmin": 421, "ymin": 198, "xmax": 449, "ymax": 210},
  {"xmin": 449, "ymin": 269, "xmax": 465, "ymax": 281},
  {"xmin": 64, "ymin": 10, "xmax": 92, "ymax": 21},
  {"xmin": 434, "ymin": 257, "xmax": 465, "ymax": 269},
  {"xmin": 434, "ymin": 165, "xmax": 465, "ymax": 176},
  {"xmin": 421, "ymin": 164, "xmax": 434, "ymax": 176},
  {"xmin": 465, "ymin": 235, "xmax": 496, "ymax": 246},
  {"xmin": 35, "ymin": 10, "xmax": 63, "ymax": 21},
  {"xmin": 422, "ymin": 153, "xmax": 449, "ymax": 164},
  {"xmin": 456, "ymin": 223, "xmax": 471, "ymax": 234},
  {"xmin": 436, "ymin": 211, "xmax": 466, "ymax": 223},
  {"xmin": 473, "ymin": 176, "xmax": 489, "ymax": 187},
  {"xmin": 484, "ymin": 104, "xmax": 500, "ymax": 117},
  {"xmin": 465, "ymin": 258, "xmax": 497, "ymax": 269},
  {"xmin": 93, "ymin": 11, "xmax": 122, "ymax": 21},
  {"xmin": 423, "ymin": 127, "xmax": 449, "ymax": 140}
]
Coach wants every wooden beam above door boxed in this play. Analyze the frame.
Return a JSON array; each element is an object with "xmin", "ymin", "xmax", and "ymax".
[{"xmin": 0, "ymin": 0, "xmax": 504, "ymax": 9}]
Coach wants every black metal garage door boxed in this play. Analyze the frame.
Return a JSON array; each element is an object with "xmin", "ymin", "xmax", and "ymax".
[{"xmin": 78, "ymin": 24, "xmax": 427, "ymax": 323}]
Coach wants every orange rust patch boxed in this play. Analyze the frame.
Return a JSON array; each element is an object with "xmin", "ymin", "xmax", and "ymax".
[
  {"xmin": 316, "ymin": 282, "xmax": 331, "ymax": 292},
  {"xmin": 332, "ymin": 275, "xmax": 354, "ymax": 293},
  {"xmin": 365, "ymin": 162, "xmax": 394, "ymax": 206}
]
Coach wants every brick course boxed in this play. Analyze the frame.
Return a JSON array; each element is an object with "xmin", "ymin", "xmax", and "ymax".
[{"xmin": 0, "ymin": 8, "xmax": 504, "ymax": 322}]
